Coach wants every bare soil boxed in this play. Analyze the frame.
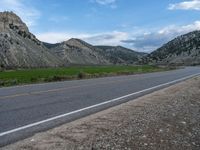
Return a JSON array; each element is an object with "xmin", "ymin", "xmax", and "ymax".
[{"xmin": 2, "ymin": 77, "xmax": 200, "ymax": 150}]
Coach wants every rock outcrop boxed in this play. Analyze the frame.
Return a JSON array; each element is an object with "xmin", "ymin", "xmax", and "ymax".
[
  {"xmin": 0, "ymin": 11, "xmax": 62, "ymax": 69},
  {"xmin": 144, "ymin": 31, "xmax": 200, "ymax": 66}
]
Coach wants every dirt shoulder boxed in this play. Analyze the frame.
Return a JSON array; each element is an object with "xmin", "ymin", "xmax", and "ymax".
[{"xmin": 2, "ymin": 76, "xmax": 200, "ymax": 150}]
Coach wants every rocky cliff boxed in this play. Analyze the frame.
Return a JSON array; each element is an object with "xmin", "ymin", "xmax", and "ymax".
[
  {"xmin": 144, "ymin": 31, "xmax": 200, "ymax": 66},
  {"xmin": 0, "ymin": 11, "xmax": 62, "ymax": 69}
]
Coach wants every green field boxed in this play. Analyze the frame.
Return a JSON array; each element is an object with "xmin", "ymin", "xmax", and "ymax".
[{"xmin": 0, "ymin": 65, "xmax": 168, "ymax": 87}]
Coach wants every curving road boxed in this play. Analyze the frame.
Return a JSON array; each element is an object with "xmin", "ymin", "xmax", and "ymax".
[{"xmin": 0, "ymin": 67, "xmax": 200, "ymax": 146}]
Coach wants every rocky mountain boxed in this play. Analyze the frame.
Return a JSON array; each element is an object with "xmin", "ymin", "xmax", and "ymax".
[
  {"xmin": 144, "ymin": 31, "xmax": 200, "ymax": 66},
  {"xmin": 0, "ymin": 11, "xmax": 63, "ymax": 69},
  {"xmin": 48, "ymin": 38, "xmax": 111, "ymax": 65},
  {"xmin": 48, "ymin": 39, "xmax": 146, "ymax": 65},
  {"xmin": 0, "ymin": 11, "xmax": 148, "ymax": 69},
  {"xmin": 95, "ymin": 46, "xmax": 147, "ymax": 64}
]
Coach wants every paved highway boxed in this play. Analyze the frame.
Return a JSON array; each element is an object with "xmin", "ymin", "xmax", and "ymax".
[{"xmin": 0, "ymin": 67, "xmax": 200, "ymax": 146}]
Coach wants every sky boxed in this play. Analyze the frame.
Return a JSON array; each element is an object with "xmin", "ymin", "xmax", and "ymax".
[{"xmin": 0, "ymin": 0, "xmax": 200, "ymax": 52}]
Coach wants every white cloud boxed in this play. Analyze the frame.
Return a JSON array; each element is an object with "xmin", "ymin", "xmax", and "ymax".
[
  {"xmin": 48, "ymin": 16, "xmax": 69, "ymax": 23},
  {"xmin": 36, "ymin": 31, "xmax": 128, "ymax": 46},
  {"xmin": 84, "ymin": 31, "xmax": 128, "ymax": 45},
  {"xmin": 94, "ymin": 0, "xmax": 116, "ymax": 5},
  {"xmin": 0, "ymin": 0, "xmax": 40, "ymax": 27},
  {"xmin": 36, "ymin": 21, "xmax": 200, "ymax": 52},
  {"xmin": 36, "ymin": 32, "xmax": 90, "ymax": 43},
  {"xmin": 168, "ymin": 0, "xmax": 200, "ymax": 10},
  {"xmin": 90, "ymin": 0, "xmax": 117, "ymax": 8},
  {"xmin": 122, "ymin": 21, "xmax": 200, "ymax": 52}
]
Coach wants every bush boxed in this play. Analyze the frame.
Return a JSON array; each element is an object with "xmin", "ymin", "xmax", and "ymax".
[
  {"xmin": 77, "ymin": 72, "xmax": 86, "ymax": 79},
  {"xmin": 9, "ymin": 80, "xmax": 18, "ymax": 86},
  {"xmin": 30, "ymin": 77, "xmax": 37, "ymax": 82},
  {"xmin": 0, "ymin": 81, "xmax": 5, "ymax": 86}
]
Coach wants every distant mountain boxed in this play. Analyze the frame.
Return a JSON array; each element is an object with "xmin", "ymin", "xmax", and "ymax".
[
  {"xmin": 95, "ymin": 46, "xmax": 147, "ymax": 64},
  {"xmin": 48, "ymin": 38, "xmax": 111, "ymax": 65},
  {"xmin": 0, "ymin": 11, "xmax": 62, "ymax": 69},
  {"xmin": 144, "ymin": 31, "xmax": 200, "ymax": 66},
  {"xmin": 42, "ymin": 42, "xmax": 60, "ymax": 49}
]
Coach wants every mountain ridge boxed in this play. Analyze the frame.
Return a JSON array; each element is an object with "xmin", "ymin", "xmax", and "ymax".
[
  {"xmin": 1, "ymin": 11, "xmax": 199, "ymax": 69},
  {"xmin": 0, "ymin": 11, "xmax": 63, "ymax": 69},
  {"xmin": 0, "ymin": 11, "xmax": 146, "ymax": 69},
  {"xmin": 144, "ymin": 30, "xmax": 200, "ymax": 66}
]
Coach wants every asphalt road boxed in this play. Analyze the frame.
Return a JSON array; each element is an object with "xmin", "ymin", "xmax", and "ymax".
[{"xmin": 0, "ymin": 67, "xmax": 200, "ymax": 146}]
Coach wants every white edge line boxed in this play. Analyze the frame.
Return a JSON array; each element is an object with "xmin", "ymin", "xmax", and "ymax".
[{"xmin": 0, "ymin": 73, "xmax": 200, "ymax": 137}]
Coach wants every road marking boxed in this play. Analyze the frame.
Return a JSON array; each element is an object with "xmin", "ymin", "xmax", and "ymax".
[{"xmin": 0, "ymin": 73, "xmax": 200, "ymax": 137}]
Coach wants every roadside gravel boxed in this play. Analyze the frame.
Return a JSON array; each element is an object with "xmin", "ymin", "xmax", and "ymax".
[{"xmin": 2, "ymin": 76, "xmax": 200, "ymax": 150}]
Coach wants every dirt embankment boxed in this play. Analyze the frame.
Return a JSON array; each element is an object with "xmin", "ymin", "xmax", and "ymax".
[{"xmin": 2, "ymin": 77, "xmax": 200, "ymax": 150}]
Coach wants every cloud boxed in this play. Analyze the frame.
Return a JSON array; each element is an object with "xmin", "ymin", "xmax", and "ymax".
[
  {"xmin": 121, "ymin": 21, "xmax": 200, "ymax": 52},
  {"xmin": 90, "ymin": 0, "xmax": 117, "ymax": 8},
  {"xmin": 36, "ymin": 21, "xmax": 200, "ymax": 52},
  {"xmin": 36, "ymin": 31, "xmax": 128, "ymax": 46},
  {"xmin": 0, "ymin": 0, "xmax": 40, "ymax": 27},
  {"xmin": 36, "ymin": 32, "xmax": 89, "ymax": 43},
  {"xmin": 168, "ymin": 0, "xmax": 200, "ymax": 10},
  {"xmin": 84, "ymin": 31, "xmax": 128, "ymax": 45},
  {"xmin": 93, "ymin": 0, "xmax": 116, "ymax": 5},
  {"xmin": 48, "ymin": 16, "xmax": 69, "ymax": 23}
]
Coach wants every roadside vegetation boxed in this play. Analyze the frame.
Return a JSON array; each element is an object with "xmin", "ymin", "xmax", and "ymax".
[{"xmin": 0, "ymin": 65, "xmax": 170, "ymax": 87}]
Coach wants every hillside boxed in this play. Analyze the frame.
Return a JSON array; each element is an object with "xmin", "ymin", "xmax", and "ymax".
[
  {"xmin": 0, "ymin": 11, "xmax": 62, "ymax": 69},
  {"xmin": 144, "ymin": 31, "xmax": 200, "ymax": 66},
  {"xmin": 48, "ymin": 38, "xmax": 111, "ymax": 65},
  {"xmin": 96, "ymin": 46, "xmax": 147, "ymax": 64},
  {"xmin": 0, "ymin": 11, "xmax": 148, "ymax": 68}
]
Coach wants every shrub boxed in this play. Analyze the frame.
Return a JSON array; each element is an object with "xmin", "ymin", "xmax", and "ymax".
[{"xmin": 77, "ymin": 72, "xmax": 86, "ymax": 79}]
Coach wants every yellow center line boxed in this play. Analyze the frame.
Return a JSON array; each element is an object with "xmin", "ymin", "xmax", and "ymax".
[{"xmin": 0, "ymin": 78, "xmax": 135, "ymax": 100}]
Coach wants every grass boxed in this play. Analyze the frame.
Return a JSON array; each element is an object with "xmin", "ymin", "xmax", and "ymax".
[{"xmin": 0, "ymin": 65, "xmax": 169, "ymax": 87}]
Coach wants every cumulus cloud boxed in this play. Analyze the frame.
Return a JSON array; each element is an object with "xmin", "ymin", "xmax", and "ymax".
[
  {"xmin": 84, "ymin": 31, "xmax": 128, "ymax": 45},
  {"xmin": 0, "ymin": 0, "xmax": 40, "ymax": 27},
  {"xmin": 36, "ymin": 21, "xmax": 200, "ymax": 52},
  {"xmin": 168, "ymin": 0, "xmax": 200, "ymax": 10},
  {"xmin": 36, "ymin": 31, "xmax": 128, "ymax": 46},
  {"xmin": 121, "ymin": 21, "xmax": 200, "ymax": 52},
  {"xmin": 36, "ymin": 32, "xmax": 89, "ymax": 44}
]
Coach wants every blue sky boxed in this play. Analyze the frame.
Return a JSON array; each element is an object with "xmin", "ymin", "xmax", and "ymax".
[{"xmin": 0, "ymin": 0, "xmax": 200, "ymax": 52}]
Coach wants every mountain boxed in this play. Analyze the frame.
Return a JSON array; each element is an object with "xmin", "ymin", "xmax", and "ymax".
[
  {"xmin": 48, "ymin": 38, "xmax": 111, "ymax": 65},
  {"xmin": 0, "ymin": 11, "xmax": 62, "ymax": 69},
  {"xmin": 48, "ymin": 38, "xmax": 147, "ymax": 65},
  {"xmin": 95, "ymin": 46, "xmax": 147, "ymax": 64},
  {"xmin": 0, "ymin": 11, "xmax": 147, "ymax": 69},
  {"xmin": 144, "ymin": 31, "xmax": 200, "ymax": 66}
]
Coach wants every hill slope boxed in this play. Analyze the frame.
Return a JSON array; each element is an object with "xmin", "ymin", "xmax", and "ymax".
[
  {"xmin": 49, "ymin": 39, "xmax": 146, "ymax": 65},
  {"xmin": 144, "ymin": 31, "xmax": 200, "ymax": 65},
  {"xmin": 49, "ymin": 38, "xmax": 111, "ymax": 65},
  {"xmin": 96, "ymin": 46, "xmax": 147, "ymax": 64},
  {"xmin": 0, "ymin": 11, "xmax": 62, "ymax": 69},
  {"xmin": 0, "ymin": 11, "xmax": 147, "ymax": 68}
]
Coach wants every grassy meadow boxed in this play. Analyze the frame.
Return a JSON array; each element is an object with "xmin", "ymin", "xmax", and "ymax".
[{"xmin": 0, "ymin": 65, "xmax": 169, "ymax": 87}]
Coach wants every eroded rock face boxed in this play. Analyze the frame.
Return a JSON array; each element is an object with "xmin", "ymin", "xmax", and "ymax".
[
  {"xmin": 0, "ymin": 11, "xmax": 62, "ymax": 69},
  {"xmin": 49, "ymin": 38, "xmax": 111, "ymax": 65},
  {"xmin": 144, "ymin": 31, "xmax": 200, "ymax": 66},
  {"xmin": 0, "ymin": 11, "xmax": 28, "ymax": 32},
  {"xmin": 48, "ymin": 38, "xmax": 147, "ymax": 65}
]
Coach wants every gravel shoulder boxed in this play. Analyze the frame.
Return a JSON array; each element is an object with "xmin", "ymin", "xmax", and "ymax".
[{"xmin": 2, "ymin": 76, "xmax": 200, "ymax": 150}]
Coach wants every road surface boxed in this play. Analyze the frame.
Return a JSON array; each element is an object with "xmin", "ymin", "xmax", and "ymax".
[{"xmin": 0, "ymin": 67, "xmax": 200, "ymax": 146}]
